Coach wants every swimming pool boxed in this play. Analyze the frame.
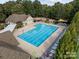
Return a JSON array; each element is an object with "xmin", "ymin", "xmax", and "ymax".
[{"xmin": 18, "ymin": 24, "xmax": 58, "ymax": 47}]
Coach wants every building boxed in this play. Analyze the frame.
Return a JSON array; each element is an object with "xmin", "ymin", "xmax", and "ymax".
[
  {"xmin": 0, "ymin": 31, "xmax": 30, "ymax": 59},
  {"xmin": 34, "ymin": 17, "xmax": 47, "ymax": 22},
  {"xmin": 58, "ymin": 19, "xmax": 68, "ymax": 23},
  {"xmin": 48, "ymin": 19, "xmax": 56, "ymax": 23},
  {"xmin": 34, "ymin": 17, "xmax": 56, "ymax": 23},
  {"xmin": 5, "ymin": 14, "xmax": 34, "ymax": 26}
]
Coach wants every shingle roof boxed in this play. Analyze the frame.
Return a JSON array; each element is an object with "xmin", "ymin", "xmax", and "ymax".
[
  {"xmin": 0, "ymin": 42, "xmax": 30, "ymax": 59},
  {"xmin": 5, "ymin": 14, "xmax": 29, "ymax": 23},
  {"xmin": 0, "ymin": 31, "xmax": 30, "ymax": 59},
  {"xmin": 0, "ymin": 31, "xmax": 18, "ymax": 46}
]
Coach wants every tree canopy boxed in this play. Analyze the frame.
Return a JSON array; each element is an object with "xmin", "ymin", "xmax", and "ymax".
[
  {"xmin": 0, "ymin": 0, "xmax": 78, "ymax": 23},
  {"xmin": 55, "ymin": 11, "xmax": 79, "ymax": 59}
]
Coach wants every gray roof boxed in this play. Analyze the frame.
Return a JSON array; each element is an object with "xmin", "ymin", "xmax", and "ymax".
[
  {"xmin": 5, "ymin": 14, "xmax": 29, "ymax": 23},
  {"xmin": 0, "ymin": 31, "xmax": 30, "ymax": 59},
  {"xmin": 0, "ymin": 31, "xmax": 18, "ymax": 46},
  {"xmin": 0, "ymin": 42, "xmax": 30, "ymax": 59}
]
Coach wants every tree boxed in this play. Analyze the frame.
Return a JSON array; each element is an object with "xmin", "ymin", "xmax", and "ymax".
[
  {"xmin": 32, "ymin": 0, "xmax": 42, "ymax": 17},
  {"xmin": 16, "ymin": 0, "xmax": 22, "ymax": 3},
  {"xmin": 2, "ymin": 1, "xmax": 16, "ymax": 17},
  {"xmin": 0, "ymin": 4, "xmax": 3, "ymax": 13},
  {"xmin": 55, "ymin": 11, "xmax": 79, "ymax": 59},
  {"xmin": 0, "ymin": 13, "xmax": 6, "ymax": 22},
  {"xmin": 51, "ymin": 2, "xmax": 65, "ymax": 20},
  {"xmin": 64, "ymin": 4, "xmax": 73, "ymax": 20},
  {"xmin": 73, "ymin": 0, "xmax": 79, "ymax": 13},
  {"xmin": 11, "ymin": 4, "xmax": 24, "ymax": 14},
  {"xmin": 22, "ymin": 0, "xmax": 33, "ymax": 15},
  {"xmin": 72, "ymin": 11, "xmax": 79, "ymax": 35}
]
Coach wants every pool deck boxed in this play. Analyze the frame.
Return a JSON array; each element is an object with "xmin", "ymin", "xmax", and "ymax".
[{"xmin": 13, "ymin": 22, "xmax": 65, "ymax": 57}]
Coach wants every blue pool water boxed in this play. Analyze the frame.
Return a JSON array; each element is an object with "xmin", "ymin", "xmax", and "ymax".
[{"xmin": 18, "ymin": 24, "xmax": 58, "ymax": 47}]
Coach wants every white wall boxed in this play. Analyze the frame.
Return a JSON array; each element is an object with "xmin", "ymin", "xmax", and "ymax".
[{"xmin": 23, "ymin": 16, "xmax": 34, "ymax": 26}]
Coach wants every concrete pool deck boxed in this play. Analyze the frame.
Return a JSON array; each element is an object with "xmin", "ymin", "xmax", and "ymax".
[{"xmin": 13, "ymin": 22, "xmax": 65, "ymax": 57}]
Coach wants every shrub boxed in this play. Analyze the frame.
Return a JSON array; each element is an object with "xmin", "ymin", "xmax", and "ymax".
[
  {"xmin": 0, "ymin": 23, "xmax": 5, "ymax": 30},
  {"xmin": 16, "ymin": 22, "xmax": 23, "ymax": 29}
]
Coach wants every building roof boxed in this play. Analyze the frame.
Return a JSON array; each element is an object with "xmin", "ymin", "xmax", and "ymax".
[
  {"xmin": 5, "ymin": 14, "xmax": 30, "ymax": 23},
  {"xmin": 34, "ymin": 17, "xmax": 47, "ymax": 21},
  {"xmin": 0, "ymin": 42, "xmax": 30, "ymax": 59},
  {"xmin": 0, "ymin": 31, "xmax": 30, "ymax": 59},
  {"xmin": 0, "ymin": 31, "xmax": 18, "ymax": 46},
  {"xmin": 34, "ymin": 17, "xmax": 55, "ymax": 22},
  {"xmin": 58, "ymin": 19, "xmax": 67, "ymax": 22}
]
